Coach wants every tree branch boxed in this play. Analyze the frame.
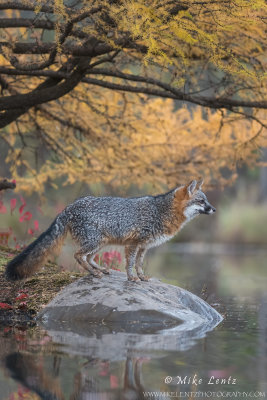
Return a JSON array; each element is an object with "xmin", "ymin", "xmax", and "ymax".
[
  {"xmin": 9, "ymin": 20, "xmax": 75, "ymax": 71},
  {"xmin": 0, "ymin": 40, "xmax": 117, "ymax": 57},
  {"xmin": 0, "ymin": 18, "xmax": 55, "ymax": 29},
  {"xmin": 0, "ymin": 1, "xmax": 54, "ymax": 13},
  {"xmin": 0, "ymin": 58, "xmax": 88, "ymax": 128},
  {"xmin": 82, "ymin": 76, "xmax": 267, "ymax": 111},
  {"xmin": 0, "ymin": 66, "xmax": 266, "ymax": 113},
  {"xmin": 0, "ymin": 61, "xmax": 90, "ymax": 111},
  {"xmin": 3, "ymin": 6, "xmax": 103, "ymax": 71},
  {"xmin": 0, "ymin": 18, "xmax": 87, "ymax": 39},
  {"xmin": 0, "ymin": 1, "xmax": 101, "ymax": 16}
]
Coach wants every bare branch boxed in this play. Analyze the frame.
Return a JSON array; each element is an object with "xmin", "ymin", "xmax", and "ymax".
[
  {"xmin": 0, "ymin": 61, "xmax": 90, "ymax": 111},
  {"xmin": 0, "ymin": 66, "xmax": 266, "ymax": 112},
  {"xmin": 4, "ymin": 6, "xmax": 103, "ymax": 71},
  {"xmin": 0, "ymin": 39, "xmax": 119, "ymax": 57},
  {"xmin": 0, "ymin": 1, "xmax": 101, "ymax": 16},
  {"xmin": 9, "ymin": 19, "xmax": 75, "ymax": 71},
  {"xmin": 82, "ymin": 76, "xmax": 267, "ymax": 111},
  {"xmin": 0, "ymin": 18, "xmax": 87, "ymax": 39},
  {"xmin": 0, "ymin": 58, "xmax": 85, "ymax": 128},
  {"xmin": 0, "ymin": 1, "xmax": 54, "ymax": 13},
  {"xmin": 0, "ymin": 18, "xmax": 55, "ymax": 29}
]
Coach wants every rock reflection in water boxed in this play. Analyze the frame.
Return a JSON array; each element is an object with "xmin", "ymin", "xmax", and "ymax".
[{"xmin": 5, "ymin": 351, "xmax": 154, "ymax": 400}]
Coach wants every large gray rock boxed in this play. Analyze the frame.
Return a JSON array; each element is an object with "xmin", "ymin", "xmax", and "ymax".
[{"xmin": 37, "ymin": 271, "xmax": 222, "ymax": 359}]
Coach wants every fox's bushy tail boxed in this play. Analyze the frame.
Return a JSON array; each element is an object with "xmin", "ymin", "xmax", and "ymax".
[{"xmin": 5, "ymin": 213, "xmax": 68, "ymax": 281}]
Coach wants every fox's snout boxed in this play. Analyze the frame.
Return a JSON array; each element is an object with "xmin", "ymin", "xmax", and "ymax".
[
  {"xmin": 205, "ymin": 204, "xmax": 216, "ymax": 214},
  {"xmin": 202, "ymin": 199, "xmax": 216, "ymax": 215}
]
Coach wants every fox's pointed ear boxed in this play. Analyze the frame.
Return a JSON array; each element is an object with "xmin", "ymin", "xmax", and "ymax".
[
  {"xmin": 196, "ymin": 179, "xmax": 204, "ymax": 190},
  {"xmin": 186, "ymin": 180, "xmax": 197, "ymax": 197}
]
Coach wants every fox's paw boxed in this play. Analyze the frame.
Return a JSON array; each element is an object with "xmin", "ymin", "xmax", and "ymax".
[
  {"xmin": 138, "ymin": 274, "xmax": 150, "ymax": 282},
  {"xmin": 100, "ymin": 263, "xmax": 110, "ymax": 274},
  {"xmin": 127, "ymin": 276, "xmax": 141, "ymax": 283},
  {"xmin": 91, "ymin": 270, "xmax": 103, "ymax": 278},
  {"xmin": 95, "ymin": 265, "xmax": 110, "ymax": 274},
  {"xmin": 102, "ymin": 268, "xmax": 110, "ymax": 274}
]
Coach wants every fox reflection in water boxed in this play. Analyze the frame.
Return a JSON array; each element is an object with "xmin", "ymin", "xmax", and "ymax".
[{"xmin": 5, "ymin": 352, "xmax": 149, "ymax": 400}]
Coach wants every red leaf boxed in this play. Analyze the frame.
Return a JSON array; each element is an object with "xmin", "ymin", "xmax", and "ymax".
[
  {"xmin": 19, "ymin": 204, "xmax": 25, "ymax": 215},
  {"xmin": 102, "ymin": 252, "xmax": 112, "ymax": 265},
  {"xmin": 102, "ymin": 251, "xmax": 122, "ymax": 266},
  {"xmin": 23, "ymin": 211, "xmax": 32, "ymax": 220},
  {"xmin": 0, "ymin": 303, "xmax": 13, "ymax": 310},
  {"xmin": 15, "ymin": 293, "xmax": 28, "ymax": 301},
  {"xmin": 0, "ymin": 201, "xmax": 7, "ymax": 214},
  {"xmin": 28, "ymin": 228, "xmax": 34, "ymax": 235},
  {"xmin": 10, "ymin": 198, "xmax": 17, "ymax": 213},
  {"xmin": 19, "ymin": 211, "xmax": 32, "ymax": 222},
  {"xmin": 34, "ymin": 220, "xmax": 39, "ymax": 231}
]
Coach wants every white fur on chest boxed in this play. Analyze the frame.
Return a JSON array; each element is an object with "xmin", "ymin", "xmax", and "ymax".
[
  {"xmin": 147, "ymin": 234, "xmax": 174, "ymax": 249},
  {"xmin": 145, "ymin": 212, "xmax": 196, "ymax": 250},
  {"xmin": 179, "ymin": 207, "xmax": 199, "ymax": 231}
]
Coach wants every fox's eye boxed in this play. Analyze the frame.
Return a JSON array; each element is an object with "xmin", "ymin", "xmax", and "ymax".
[{"xmin": 199, "ymin": 200, "xmax": 205, "ymax": 205}]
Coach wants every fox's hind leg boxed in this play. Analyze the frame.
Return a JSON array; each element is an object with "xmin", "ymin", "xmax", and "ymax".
[
  {"xmin": 87, "ymin": 253, "xmax": 110, "ymax": 274},
  {"xmin": 74, "ymin": 240, "xmax": 108, "ymax": 277},
  {"xmin": 135, "ymin": 247, "xmax": 150, "ymax": 281},
  {"xmin": 75, "ymin": 247, "xmax": 102, "ymax": 277}
]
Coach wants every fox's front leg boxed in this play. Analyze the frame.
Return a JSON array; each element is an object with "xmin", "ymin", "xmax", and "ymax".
[
  {"xmin": 125, "ymin": 245, "xmax": 140, "ymax": 282},
  {"xmin": 135, "ymin": 247, "xmax": 150, "ymax": 281}
]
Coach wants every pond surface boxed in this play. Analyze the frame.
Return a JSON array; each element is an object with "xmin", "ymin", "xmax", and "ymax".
[{"xmin": 1, "ymin": 243, "xmax": 267, "ymax": 400}]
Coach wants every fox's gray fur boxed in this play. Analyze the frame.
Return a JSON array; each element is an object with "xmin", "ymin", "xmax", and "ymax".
[{"xmin": 5, "ymin": 179, "xmax": 215, "ymax": 282}]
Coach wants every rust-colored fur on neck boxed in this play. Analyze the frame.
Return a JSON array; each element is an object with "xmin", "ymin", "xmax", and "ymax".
[{"xmin": 163, "ymin": 186, "xmax": 189, "ymax": 235}]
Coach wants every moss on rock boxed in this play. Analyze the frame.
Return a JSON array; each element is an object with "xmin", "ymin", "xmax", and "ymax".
[{"xmin": 0, "ymin": 245, "xmax": 85, "ymax": 324}]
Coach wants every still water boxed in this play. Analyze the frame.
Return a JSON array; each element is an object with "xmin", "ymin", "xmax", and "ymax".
[{"xmin": 0, "ymin": 244, "xmax": 267, "ymax": 399}]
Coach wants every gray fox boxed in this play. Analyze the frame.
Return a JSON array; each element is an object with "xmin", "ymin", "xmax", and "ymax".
[{"xmin": 5, "ymin": 179, "xmax": 215, "ymax": 282}]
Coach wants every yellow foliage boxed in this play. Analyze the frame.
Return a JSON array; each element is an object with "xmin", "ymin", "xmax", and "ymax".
[
  {"xmin": 3, "ymin": 88, "xmax": 266, "ymax": 194},
  {"xmin": 0, "ymin": 0, "xmax": 266, "ymax": 194}
]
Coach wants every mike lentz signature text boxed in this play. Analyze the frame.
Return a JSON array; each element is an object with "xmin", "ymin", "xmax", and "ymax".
[{"xmin": 165, "ymin": 375, "xmax": 237, "ymax": 386}]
